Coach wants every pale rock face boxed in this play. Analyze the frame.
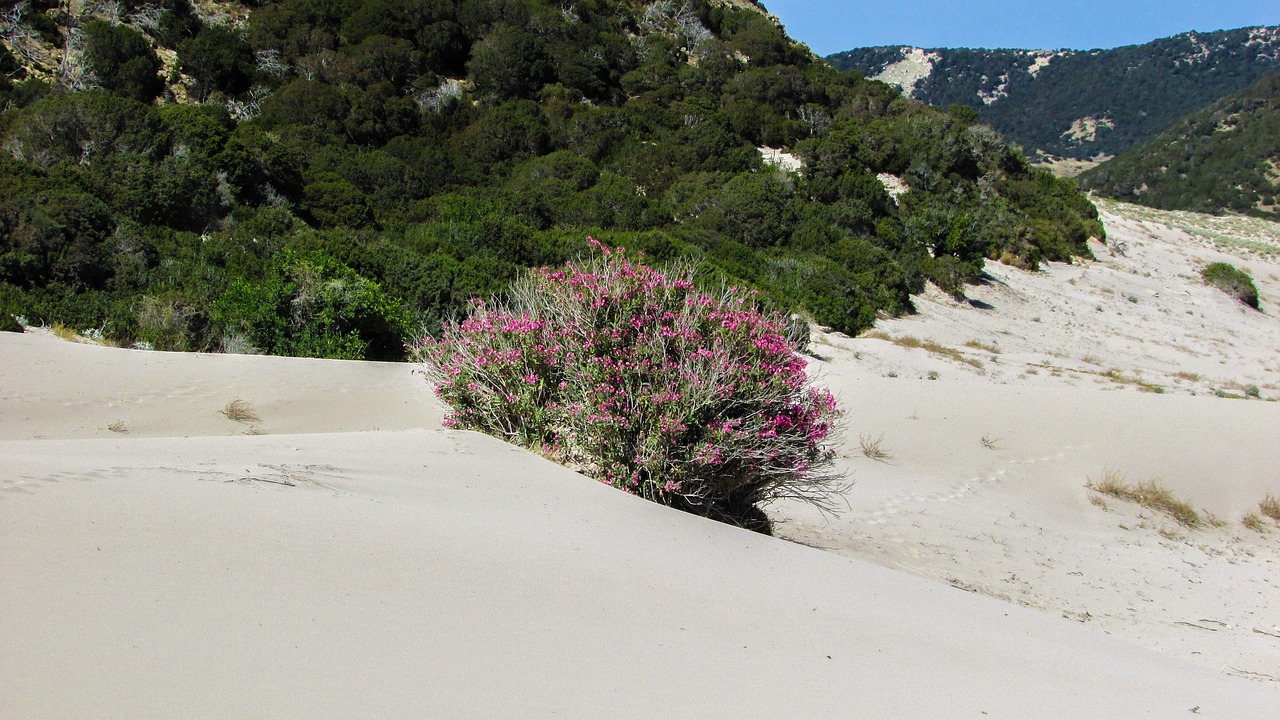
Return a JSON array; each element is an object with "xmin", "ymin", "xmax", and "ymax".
[
  {"xmin": 876, "ymin": 172, "xmax": 908, "ymax": 205},
  {"xmin": 758, "ymin": 146, "xmax": 803, "ymax": 172},
  {"xmin": 1061, "ymin": 114, "xmax": 1115, "ymax": 144},
  {"xmin": 870, "ymin": 47, "xmax": 940, "ymax": 98}
]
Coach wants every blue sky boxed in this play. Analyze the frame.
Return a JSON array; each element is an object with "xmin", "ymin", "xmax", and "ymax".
[{"xmin": 762, "ymin": 1, "xmax": 1280, "ymax": 56}]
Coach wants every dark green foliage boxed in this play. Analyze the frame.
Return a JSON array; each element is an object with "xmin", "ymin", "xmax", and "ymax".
[
  {"xmin": 179, "ymin": 24, "xmax": 257, "ymax": 100},
  {"xmin": 214, "ymin": 250, "xmax": 411, "ymax": 359},
  {"xmin": 1079, "ymin": 74, "xmax": 1280, "ymax": 219},
  {"xmin": 0, "ymin": 312, "xmax": 22, "ymax": 333},
  {"xmin": 828, "ymin": 27, "xmax": 1280, "ymax": 160},
  {"xmin": 155, "ymin": 0, "xmax": 204, "ymax": 48},
  {"xmin": 5, "ymin": 91, "xmax": 168, "ymax": 169},
  {"xmin": 466, "ymin": 24, "xmax": 555, "ymax": 100},
  {"xmin": 0, "ymin": 0, "xmax": 1107, "ymax": 357},
  {"xmin": 1201, "ymin": 262, "xmax": 1261, "ymax": 310},
  {"xmin": 82, "ymin": 20, "xmax": 164, "ymax": 102},
  {"xmin": 301, "ymin": 172, "xmax": 377, "ymax": 229}
]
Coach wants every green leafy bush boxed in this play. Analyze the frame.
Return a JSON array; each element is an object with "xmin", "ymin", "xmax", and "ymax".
[
  {"xmin": 1, "ymin": 312, "xmax": 23, "ymax": 333},
  {"xmin": 417, "ymin": 241, "xmax": 846, "ymax": 532},
  {"xmin": 214, "ymin": 250, "xmax": 411, "ymax": 360},
  {"xmin": 1201, "ymin": 262, "xmax": 1260, "ymax": 309}
]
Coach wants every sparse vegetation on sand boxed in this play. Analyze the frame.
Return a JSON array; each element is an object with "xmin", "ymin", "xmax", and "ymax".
[
  {"xmin": 51, "ymin": 323, "xmax": 80, "ymax": 342},
  {"xmin": 1086, "ymin": 471, "xmax": 1202, "ymax": 528},
  {"xmin": 1259, "ymin": 495, "xmax": 1280, "ymax": 522},
  {"xmin": 220, "ymin": 399, "xmax": 260, "ymax": 424},
  {"xmin": 418, "ymin": 243, "xmax": 847, "ymax": 532},
  {"xmin": 1242, "ymin": 513, "xmax": 1269, "ymax": 534},
  {"xmin": 861, "ymin": 331, "xmax": 983, "ymax": 369},
  {"xmin": 859, "ymin": 433, "xmax": 891, "ymax": 462},
  {"xmin": 1201, "ymin": 262, "xmax": 1261, "ymax": 310},
  {"xmin": 1102, "ymin": 368, "xmax": 1165, "ymax": 394}
]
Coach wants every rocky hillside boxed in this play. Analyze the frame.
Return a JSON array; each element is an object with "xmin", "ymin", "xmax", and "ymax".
[
  {"xmin": 826, "ymin": 26, "xmax": 1280, "ymax": 163},
  {"xmin": 1, "ymin": 0, "xmax": 1100, "ymax": 357},
  {"xmin": 1078, "ymin": 73, "xmax": 1280, "ymax": 219}
]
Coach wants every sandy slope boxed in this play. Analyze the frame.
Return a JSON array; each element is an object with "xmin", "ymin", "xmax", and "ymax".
[
  {"xmin": 2, "ymin": 201, "xmax": 1279, "ymax": 716},
  {"xmin": 773, "ymin": 200, "xmax": 1280, "ymax": 684}
]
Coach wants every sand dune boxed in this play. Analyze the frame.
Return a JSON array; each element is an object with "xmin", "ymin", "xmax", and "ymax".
[
  {"xmin": 3, "ymin": 201, "xmax": 1279, "ymax": 716},
  {"xmin": 775, "ymin": 199, "xmax": 1280, "ymax": 685}
]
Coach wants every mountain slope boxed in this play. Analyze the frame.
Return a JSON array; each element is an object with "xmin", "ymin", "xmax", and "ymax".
[
  {"xmin": 1078, "ymin": 73, "xmax": 1280, "ymax": 218},
  {"xmin": 826, "ymin": 26, "xmax": 1280, "ymax": 161},
  {"xmin": 2, "ymin": 0, "xmax": 1100, "ymax": 356}
]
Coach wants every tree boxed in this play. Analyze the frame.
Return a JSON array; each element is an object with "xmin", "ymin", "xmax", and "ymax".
[
  {"xmin": 179, "ymin": 24, "xmax": 257, "ymax": 100},
  {"xmin": 466, "ymin": 23, "xmax": 554, "ymax": 100},
  {"xmin": 82, "ymin": 20, "xmax": 164, "ymax": 102}
]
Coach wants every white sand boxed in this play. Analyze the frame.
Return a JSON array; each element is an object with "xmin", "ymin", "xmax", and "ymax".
[
  {"xmin": 774, "ymin": 200, "xmax": 1280, "ymax": 685},
  {"xmin": 3, "ymin": 201, "xmax": 1279, "ymax": 716}
]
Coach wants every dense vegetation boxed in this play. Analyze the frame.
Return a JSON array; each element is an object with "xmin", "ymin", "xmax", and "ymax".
[
  {"xmin": 1, "ymin": 0, "xmax": 1102, "ymax": 359},
  {"xmin": 1078, "ymin": 74, "xmax": 1280, "ymax": 219},
  {"xmin": 827, "ymin": 26, "xmax": 1280, "ymax": 160},
  {"xmin": 1200, "ymin": 262, "xmax": 1261, "ymax": 310}
]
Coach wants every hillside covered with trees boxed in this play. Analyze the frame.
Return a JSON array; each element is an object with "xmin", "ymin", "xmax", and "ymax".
[
  {"xmin": 1078, "ymin": 73, "xmax": 1280, "ymax": 219},
  {"xmin": 1, "ymin": 0, "xmax": 1101, "ymax": 359},
  {"xmin": 826, "ymin": 26, "xmax": 1280, "ymax": 161}
]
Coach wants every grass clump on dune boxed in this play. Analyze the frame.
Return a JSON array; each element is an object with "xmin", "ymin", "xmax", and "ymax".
[
  {"xmin": 1259, "ymin": 495, "xmax": 1280, "ymax": 522},
  {"xmin": 1086, "ymin": 470, "xmax": 1202, "ymax": 528},
  {"xmin": 417, "ymin": 241, "xmax": 847, "ymax": 533},
  {"xmin": 862, "ymin": 331, "xmax": 983, "ymax": 369}
]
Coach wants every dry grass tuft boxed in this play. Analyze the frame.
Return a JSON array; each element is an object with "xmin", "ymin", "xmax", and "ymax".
[
  {"xmin": 1242, "ymin": 513, "xmax": 1269, "ymax": 534},
  {"xmin": 1259, "ymin": 494, "xmax": 1280, "ymax": 522},
  {"xmin": 862, "ymin": 331, "xmax": 983, "ymax": 369},
  {"xmin": 107, "ymin": 420, "xmax": 127, "ymax": 433},
  {"xmin": 859, "ymin": 433, "xmax": 891, "ymax": 462},
  {"xmin": 1086, "ymin": 471, "xmax": 1202, "ymax": 528},
  {"xmin": 980, "ymin": 434, "xmax": 1000, "ymax": 450},
  {"xmin": 220, "ymin": 399, "xmax": 260, "ymax": 423},
  {"xmin": 964, "ymin": 339, "xmax": 1000, "ymax": 354},
  {"xmin": 51, "ymin": 323, "xmax": 80, "ymax": 342}
]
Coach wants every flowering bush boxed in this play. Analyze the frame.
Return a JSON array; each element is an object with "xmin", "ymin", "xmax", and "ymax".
[{"xmin": 415, "ymin": 240, "xmax": 846, "ymax": 531}]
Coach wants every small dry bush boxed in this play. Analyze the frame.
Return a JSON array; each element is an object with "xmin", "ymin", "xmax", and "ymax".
[
  {"xmin": 107, "ymin": 420, "xmax": 127, "ymax": 433},
  {"xmin": 220, "ymin": 399, "xmax": 260, "ymax": 423},
  {"xmin": 859, "ymin": 433, "xmax": 891, "ymax": 462},
  {"xmin": 1086, "ymin": 471, "xmax": 1201, "ymax": 527}
]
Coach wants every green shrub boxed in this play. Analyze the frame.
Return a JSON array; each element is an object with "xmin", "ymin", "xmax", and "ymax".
[
  {"xmin": 417, "ymin": 241, "xmax": 846, "ymax": 532},
  {"xmin": 214, "ymin": 250, "xmax": 411, "ymax": 360},
  {"xmin": 1201, "ymin": 262, "xmax": 1260, "ymax": 309},
  {"xmin": 1, "ymin": 312, "xmax": 22, "ymax": 333}
]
